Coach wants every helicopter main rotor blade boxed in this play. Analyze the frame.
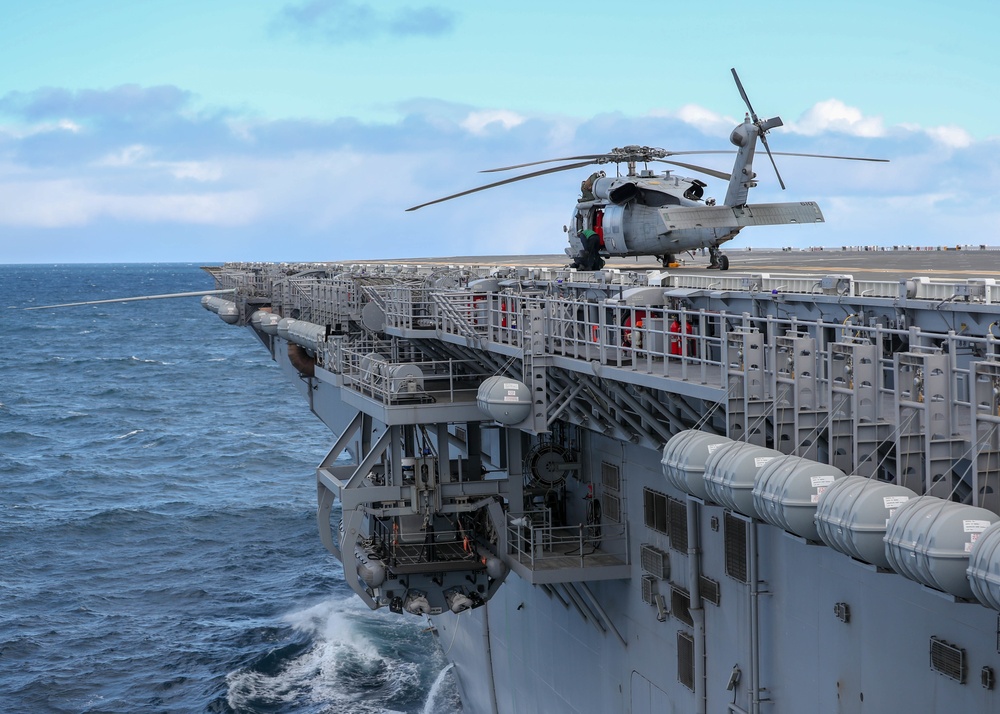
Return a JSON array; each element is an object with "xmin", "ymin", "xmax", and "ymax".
[
  {"xmin": 770, "ymin": 151, "xmax": 889, "ymax": 163},
  {"xmin": 654, "ymin": 159, "xmax": 732, "ymax": 181},
  {"xmin": 406, "ymin": 159, "xmax": 597, "ymax": 211},
  {"xmin": 479, "ymin": 150, "xmax": 737, "ymax": 174},
  {"xmin": 480, "ymin": 155, "xmax": 611, "ymax": 173},
  {"xmin": 662, "ymin": 150, "xmax": 888, "ymax": 163}
]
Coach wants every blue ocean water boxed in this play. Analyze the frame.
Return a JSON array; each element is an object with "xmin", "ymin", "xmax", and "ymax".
[{"xmin": 0, "ymin": 264, "xmax": 460, "ymax": 713}]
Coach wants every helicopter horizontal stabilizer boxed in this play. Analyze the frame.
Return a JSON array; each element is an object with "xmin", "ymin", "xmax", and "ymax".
[{"xmin": 658, "ymin": 202, "xmax": 824, "ymax": 231}]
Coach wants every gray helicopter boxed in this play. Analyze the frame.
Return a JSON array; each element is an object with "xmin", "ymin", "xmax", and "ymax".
[{"xmin": 407, "ymin": 69, "xmax": 887, "ymax": 271}]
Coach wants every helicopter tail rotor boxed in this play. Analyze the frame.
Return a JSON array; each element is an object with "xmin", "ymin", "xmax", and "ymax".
[{"xmin": 732, "ymin": 68, "xmax": 786, "ymax": 189}]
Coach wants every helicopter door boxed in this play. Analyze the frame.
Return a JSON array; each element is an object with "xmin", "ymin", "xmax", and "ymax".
[
  {"xmin": 593, "ymin": 208, "xmax": 605, "ymax": 247},
  {"xmin": 602, "ymin": 204, "xmax": 626, "ymax": 255}
]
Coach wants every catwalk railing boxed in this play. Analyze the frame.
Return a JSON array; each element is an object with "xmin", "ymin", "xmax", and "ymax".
[
  {"xmin": 505, "ymin": 509, "xmax": 630, "ymax": 583},
  {"xmin": 217, "ymin": 261, "xmax": 1000, "ymax": 508}
]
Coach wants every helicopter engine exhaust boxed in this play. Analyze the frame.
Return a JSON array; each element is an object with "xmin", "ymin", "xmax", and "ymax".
[{"xmin": 593, "ymin": 177, "xmax": 639, "ymax": 205}]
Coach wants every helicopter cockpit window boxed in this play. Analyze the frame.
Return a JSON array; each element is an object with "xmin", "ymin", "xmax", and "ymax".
[{"xmin": 638, "ymin": 189, "xmax": 680, "ymax": 207}]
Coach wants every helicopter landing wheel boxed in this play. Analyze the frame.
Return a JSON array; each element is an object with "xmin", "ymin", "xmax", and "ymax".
[
  {"xmin": 708, "ymin": 246, "xmax": 729, "ymax": 270},
  {"xmin": 708, "ymin": 246, "xmax": 720, "ymax": 269},
  {"xmin": 659, "ymin": 254, "xmax": 675, "ymax": 267}
]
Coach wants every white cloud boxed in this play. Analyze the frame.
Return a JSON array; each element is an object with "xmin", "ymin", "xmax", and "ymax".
[
  {"xmin": 107, "ymin": 191, "xmax": 257, "ymax": 223},
  {"xmin": 673, "ymin": 104, "xmax": 726, "ymax": 124},
  {"xmin": 57, "ymin": 119, "xmax": 82, "ymax": 134},
  {"xmin": 166, "ymin": 161, "xmax": 224, "ymax": 182},
  {"xmin": 0, "ymin": 179, "xmax": 257, "ymax": 227},
  {"xmin": 790, "ymin": 99, "xmax": 887, "ymax": 138},
  {"xmin": 1, "ymin": 93, "xmax": 999, "ymax": 261},
  {"xmin": 460, "ymin": 109, "xmax": 526, "ymax": 135},
  {"xmin": 922, "ymin": 124, "xmax": 973, "ymax": 149},
  {"xmin": 0, "ymin": 118, "xmax": 83, "ymax": 139},
  {"xmin": 97, "ymin": 144, "xmax": 150, "ymax": 167},
  {"xmin": 94, "ymin": 145, "xmax": 223, "ymax": 182},
  {"xmin": 790, "ymin": 100, "xmax": 973, "ymax": 149},
  {"xmin": 801, "ymin": 193, "xmax": 1000, "ymax": 250},
  {"xmin": 645, "ymin": 104, "xmax": 736, "ymax": 136}
]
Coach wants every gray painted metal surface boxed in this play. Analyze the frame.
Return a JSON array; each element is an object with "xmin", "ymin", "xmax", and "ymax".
[{"xmin": 206, "ymin": 249, "xmax": 1000, "ymax": 713}]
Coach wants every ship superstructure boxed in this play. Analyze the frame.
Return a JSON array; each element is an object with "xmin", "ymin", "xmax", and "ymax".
[{"xmin": 205, "ymin": 251, "xmax": 1000, "ymax": 713}]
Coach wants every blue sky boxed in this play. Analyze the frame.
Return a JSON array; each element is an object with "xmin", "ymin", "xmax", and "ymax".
[{"xmin": 0, "ymin": 0, "xmax": 997, "ymax": 263}]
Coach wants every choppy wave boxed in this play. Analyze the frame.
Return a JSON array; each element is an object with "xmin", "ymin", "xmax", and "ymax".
[
  {"xmin": 0, "ymin": 264, "xmax": 459, "ymax": 714},
  {"xmin": 225, "ymin": 598, "xmax": 459, "ymax": 713}
]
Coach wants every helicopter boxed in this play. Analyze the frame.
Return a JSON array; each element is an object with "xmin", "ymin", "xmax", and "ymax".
[{"xmin": 407, "ymin": 69, "xmax": 887, "ymax": 271}]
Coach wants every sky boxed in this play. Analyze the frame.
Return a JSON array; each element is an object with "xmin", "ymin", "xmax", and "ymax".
[{"xmin": 0, "ymin": 0, "xmax": 997, "ymax": 263}]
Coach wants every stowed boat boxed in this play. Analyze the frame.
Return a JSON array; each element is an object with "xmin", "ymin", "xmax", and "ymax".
[{"xmin": 204, "ymin": 248, "xmax": 1000, "ymax": 713}]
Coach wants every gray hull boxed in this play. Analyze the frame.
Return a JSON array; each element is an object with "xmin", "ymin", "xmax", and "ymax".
[{"xmin": 206, "ymin": 248, "xmax": 1000, "ymax": 713}]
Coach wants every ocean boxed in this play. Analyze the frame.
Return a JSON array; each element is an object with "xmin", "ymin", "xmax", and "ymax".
[{"xmin": 0, "ymin": 264, "xmax": 460, "ymax": 713}]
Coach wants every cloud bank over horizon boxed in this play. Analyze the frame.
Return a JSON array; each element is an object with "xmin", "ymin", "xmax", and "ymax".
[{"xmin": 0, "ymin": 81, "xmax": 996, "ymax": 263}]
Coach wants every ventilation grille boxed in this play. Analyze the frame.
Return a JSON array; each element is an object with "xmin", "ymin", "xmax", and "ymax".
[
  {"xmin": 668, "ymin": 497, "xmax": 688, "ymax": 552},
  {"xmin": 641, "ymin": 574, "xmax": 658, "ymax": 605},
  {"xmin": 640, "ymin": 544, "xmax": 670, "ymax": 579},
  {"xmin": 671, "ymin": 586, "xmax": 693, "ymax": 627},
  {"xmin": 724, "ymin": 511, "xmax": 749, "ymax": 584},
  {"xmin": 601, "ymin": 461, "xmax": 621, "ymax": 491},
  {"xmin": 454, "ymin": 426, "xmax": 467, "ymax": 444},
  {"xmin": 700, "ymin": 575, "xmax": 721, "ymax": 606},
  {"xmin": 602, "ymin": 492, "xmax": 621, "ymax": 523},
  {"xmin": 930, "ymin": 637, "xmax": 966, "ymax": 683},
  {"xmin": 677, "ymin": 631, "xmax": 695, "ymax": 691},
  {"xmin": 643, "ymin": 488, "xmax": 668, "ymax": 534}
]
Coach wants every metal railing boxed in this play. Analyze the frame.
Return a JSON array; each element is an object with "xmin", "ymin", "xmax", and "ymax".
[
  {"xmin": 371, "ymin": 519, "xmax": 483, "ymax": 571},
  {"xmin": 336, "ymin": 347, "xmax": 489, "ymax": 405},
  {"xmin": 506, "ymin": 509, "xmax": 628, "ymax": 571}
]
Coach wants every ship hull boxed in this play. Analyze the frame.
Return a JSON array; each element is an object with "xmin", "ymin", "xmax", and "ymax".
[{"xmin": 208, "ymin": 248, "xmax": 1000, "ymax": 713}]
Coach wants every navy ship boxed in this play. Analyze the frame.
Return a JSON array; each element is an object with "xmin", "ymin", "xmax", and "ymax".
[{"xmin": 203, "ymin": 246, "xmax": 1000, "ymax": 713}]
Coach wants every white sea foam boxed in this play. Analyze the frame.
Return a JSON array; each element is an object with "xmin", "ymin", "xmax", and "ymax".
[
  {"xmin": 114, "ymin": 429, "xmax": 143, "ymax": 439},
  {"xmin": 225, "ymin": 597, "xmax": 424, "ymax": 713},
  {"xmin": 283, "ymin": 598, "xmax": 381, "ymax": 658},
  {"xmin": 422, "ymin": 663, "xmax": 455, "ymax": 714}
]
